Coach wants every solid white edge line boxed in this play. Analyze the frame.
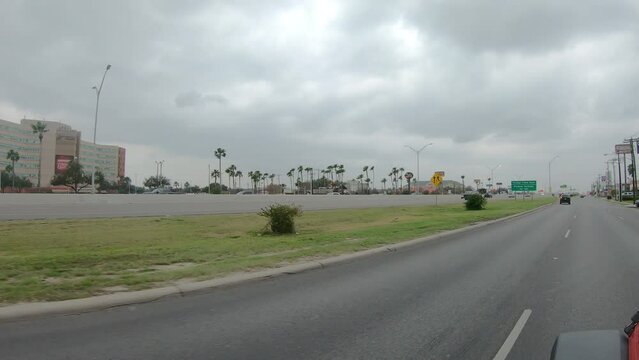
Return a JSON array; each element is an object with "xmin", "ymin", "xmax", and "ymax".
[
  {"xmin": 564, "ymin": 229, "xmax": 571, "ymax": 238},
  {"xmin": 493, "ymin": 309, "xmax": 532, "ymax": 360}
]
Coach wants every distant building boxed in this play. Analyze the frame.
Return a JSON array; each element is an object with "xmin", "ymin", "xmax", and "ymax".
[{"xmin": 0, "ymin": 118, "xmax": 125, "ymax": 187}]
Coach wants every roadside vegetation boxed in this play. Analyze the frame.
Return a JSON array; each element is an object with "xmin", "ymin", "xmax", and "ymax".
[{"xmin": 0, "ymin": 198, "xmax": 553, "ymax": 303}]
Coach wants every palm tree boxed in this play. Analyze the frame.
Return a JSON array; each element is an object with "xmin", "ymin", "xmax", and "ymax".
[
  {"xmin": 336, "ymin": 164, "xmax": 345, "ymax": 183},
  {"xmin": 356, "ymin": 174, "xmax": 364, "ymax": 194},
  {"xmin": 297, "ymin": 166, "xmax": 304, "ymax": 193},
  {"xmin": 225, "ymin": 164, "xmax": 236, "ymax": 191},
  {"xmin": 399, "ymin": 167, "xmax": 405, "ymax": 192},
  {"xmin": 381, "ymin": 178, "xmax": 387, "ymax": 191},
  {"xmin": 211, "ymin": 169, "xmax": 220, "ymax": 190},
  {"xmin": 363, "ymin": 166, "xmax": 369, "ymax": 194},
  {"xmin": 370, "ymin": 166, "xmax": 375, "ymax": 190},
  {"xmin": 287, "ymin": 168, "xmax": 295, "ymax": 192},
  {"xmin": 269, "ymin": 173, "xmax": 275, "ymax": 186},
  {"xmin": 235, "ymin": 171, "xmax": 243, "ymax": 189},
  {"xmin": 261, "ymin": 172, "xmax": 269, "ymax": 193},
  {"xmin": 247, "ymin": 171, "xmax": 255, "ymax": 191},
  {"xmin": 6, "ymin": 150, "xmax": 20, "ymax": 189},
  {"xmin": 30, "ymin": 121, "xmax": 48, "ymax": 187},
  {"xmin": 214, "ymin": 148, "xmax": 226, "ymax": 187}
]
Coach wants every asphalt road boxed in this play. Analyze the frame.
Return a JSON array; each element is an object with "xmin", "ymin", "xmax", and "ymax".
[
  {"xmin": 0, "ymin": 193, "xmax": 483, "ymax": 220},
  {"xmin": 2, "ymin": 198, "xmax": 638, "ymax": 360}
]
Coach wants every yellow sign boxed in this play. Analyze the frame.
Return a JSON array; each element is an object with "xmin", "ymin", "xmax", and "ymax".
[{"xmin": 431, "ymin": 174, "xmax": 443, "ymax": 187}]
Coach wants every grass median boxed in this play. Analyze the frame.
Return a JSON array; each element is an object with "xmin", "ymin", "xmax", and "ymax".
[{"xmin": 0, "ymin": 197, "xmax": 554, "ymax": 304}]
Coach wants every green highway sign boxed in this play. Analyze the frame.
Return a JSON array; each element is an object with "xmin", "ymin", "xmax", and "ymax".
[{"xmin": 511, "ymin": 180, "xmax": 537, "ymax": 192}]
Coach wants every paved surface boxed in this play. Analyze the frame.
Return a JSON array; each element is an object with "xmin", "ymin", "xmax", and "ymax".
[
  {"xmin": 2, "ymin": 198, "xmax": 637, "ymax": 359},
  {"xmin": 0, "ymin": 193, "xmax": 497, "ymax": 220}
]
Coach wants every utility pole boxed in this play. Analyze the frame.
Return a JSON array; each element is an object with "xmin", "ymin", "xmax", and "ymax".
[
  {"xmin": 618, "ymin": 153, "xmax": 623, "ymax": 202},
  {"xmin": 548, "ymin": 155, "xmax": 559, "ymax": 195}
]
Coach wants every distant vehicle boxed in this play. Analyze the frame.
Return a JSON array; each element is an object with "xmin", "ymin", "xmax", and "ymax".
[
  {"xmin": 507, "ymin": 194, "xmax": 516, "ymax": 198},
  {"xmin": 143, "ymin": 188, "xmax": 175, "ymax": 194},
  {"xmin": 560, "ymin": 195, "xmax": 571, "ymax": 205},
  {"xmin": 236, "ymin": 190, "xmax": 254, "ymax": 195},
  {"xmin": 621, "ymin": 191, "xmax": 635, "ymax": 200},
  {"xmin": 461, "ymin": 191, "xmax": 479, "ymax": 200},
  {"xmin": 483, "ymin": 193, "xmax": 493, "ymax": 198},
  {"xmin": 580, "ymin": 194, "xmax": 586, "ymax": 198},
  {"xmin": 326, "ymin": 192, "xmax": 341, "ymax": 195},
  {"xmin": 635, "ymin": 199, "xmax": 639, "ymax": 208}
]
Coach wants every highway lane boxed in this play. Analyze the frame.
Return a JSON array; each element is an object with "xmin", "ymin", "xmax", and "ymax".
[
  {"xmin": 1, "ymin": 198, "xmax": 638, "ymax": 359},
  {"xmin": 0, "ymin": 193, "xmax": 484, "ymax": 220}
]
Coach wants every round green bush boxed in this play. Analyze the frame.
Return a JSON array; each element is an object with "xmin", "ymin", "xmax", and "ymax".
[
  {"xmin": 465, "ymin": 194, "xmax": 487, "ymax": 210},
  {"xmin": 258, "ymin": 204, "xmax": 302, "ymax": 234}
]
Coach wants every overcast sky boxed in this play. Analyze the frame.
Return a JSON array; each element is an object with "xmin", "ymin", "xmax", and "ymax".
[{"xmin": 2, "ymin": 0, "xmax": 639, "ymax": 191}]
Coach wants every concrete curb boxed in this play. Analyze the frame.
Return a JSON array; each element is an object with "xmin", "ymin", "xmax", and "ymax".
[{"xmin": 0, "ymin": 202, "xmax": 553, "ymax": 322}]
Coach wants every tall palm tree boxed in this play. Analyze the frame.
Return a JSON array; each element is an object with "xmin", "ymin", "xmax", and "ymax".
[
  {"xmin": 6, "ymin": 150, "xmax": 20, "ymax": 189},
  {"xmin": 211, "ymin": 169, "xmax": 220, "ymax": 190},
  {"xmin": 356, "ymin": 174, "xmax": 364, "ymax": 194},
  {"xmin": 287, "ymin": 168, "xmax": 295, "ymax": 192},
  {"xmin": 247, "ymin": 171, "xmax": 255, "ymax": 191},
  {"xmin": 297, "ymin": 166, "xmax": 304, "ymax": 193},
  {"xmin": 381, "ymin": 178, "xmax": 387, "ymax": 191},
  {"xmin": 225, "ymin": 164, "xmax": 236, "ymax": 191},
  {"xmin": 261, "ymin": 172, "xmax": 269, "ymax": 193},
  {"xmin": 235, "ymin": 171, "xmax": 243, "ymax": 189},
  {"xmin": 269, "ymin": 173, "xmax": 275, "ymax": 186},
  {"xmin": 370, "ymin": 166, "xmax": 375, "ymax": 190},
  {"xmin": 214, "ymin": 148, "xmax": 226, "ymax": 187},
  {"xmin": 399, "ymin": 167, "xmax": 405, "ymax": 192},
  {"xmin": 30, "ymin": 121, "xmax": 48, "ymax": 187},
  {"xmin": 334, "ymin": 165, "xmax": 343, "ymax": 184},
  {"xmin": 363, "ymin": 166, "xmax": 369, "ymax": 194}
]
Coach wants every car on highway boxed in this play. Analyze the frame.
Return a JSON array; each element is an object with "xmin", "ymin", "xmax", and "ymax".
[
  {"xmin": 461, "ymin": 191, "xmax": 479, "ymax": 200},
  {"xmin": 143, "ymin": 188, "xmax": 176, "ymax": 194},
  {"xmin": 559, "ymin": 194, "xmax": 571, "ymax": 205},
  {"xmin": 236, "ymin": 190, "xmax": 254, "ymax": 195}
]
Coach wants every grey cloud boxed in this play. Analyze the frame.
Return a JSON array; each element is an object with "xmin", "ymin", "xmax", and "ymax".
[
  {"xmin": 0, "ymin": 1, "xmax": 637, "ymax": 190},
  {"xmin": 175, "ymin": 92, "xmax": 227, "ymax": 108}
]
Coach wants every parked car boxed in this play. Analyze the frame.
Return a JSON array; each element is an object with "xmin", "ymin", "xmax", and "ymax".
[
  {"xmin": 236, "ymin": 190, "xmax": 254, "ymax": 195},
  {"xmin": 483, "ymin": 193, "xmax": 493, "ymax": 198},
  {"xmin": 560, "ymin": 194, "xmax": 571, "ymax": 205},
  {"xmin": 461, "ymin": 191, "xmax": 479, "ymax": 200},
  {"xmin": 326, "ymin": 192, "xmax": 341, "ymax": 195},
  {"xmin": 635, "ymin": 199, "xmax": 639, "ymax": 208},
  {"xmin": 621, "ymin": 191, "xmax": 635, "ymax": 200}
]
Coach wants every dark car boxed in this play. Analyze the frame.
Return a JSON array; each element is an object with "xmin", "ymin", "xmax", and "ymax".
[{"xmin": 559, "ymin": 195, "xmax": 571, "ymax": 205}]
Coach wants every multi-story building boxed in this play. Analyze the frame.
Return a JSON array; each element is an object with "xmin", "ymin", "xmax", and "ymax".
[{"xmin": 0, "ymin": 118, "xmax": 125, "ymax": 187}]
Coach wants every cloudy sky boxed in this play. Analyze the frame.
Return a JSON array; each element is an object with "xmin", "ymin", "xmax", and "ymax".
[{"xmin": 1, "ymin": 0, "xmax": 639, "ymax": 191}]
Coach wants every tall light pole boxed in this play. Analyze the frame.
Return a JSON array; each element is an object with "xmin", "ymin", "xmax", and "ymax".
[
  {"xmin": 486, "ymin": 164, "xmax": 501, "ymax": 192},
  {"xmin": 548, "ymin": 155, "xmax": 559, "ymax": 195},
  {"xmin": 91, "ymin": 64, "xmax": 112, "ymax": 193},
  {"xmin": 405, "ymin": 143, "xmax": 433, "ymax": 194}
]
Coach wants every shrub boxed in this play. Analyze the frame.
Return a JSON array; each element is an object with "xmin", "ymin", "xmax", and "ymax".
[
  {"xmin": 465, "ymin": 194, "xmax": 486, "ymax": 210},
  {"xmin": 258, "ymin": 204, "xmax": 302, "ymax": 234}
]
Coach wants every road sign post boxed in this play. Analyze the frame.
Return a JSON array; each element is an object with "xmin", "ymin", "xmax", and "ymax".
[
  {"xmin": 431, "ymin": 173, "xmax": 443, "ymax": 205},
  {"xmin": 511, "ymin": 180, "xmax": 537, "ymax": 200}
]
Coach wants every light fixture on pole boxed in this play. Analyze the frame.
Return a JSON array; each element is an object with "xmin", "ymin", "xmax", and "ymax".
[
  {"xmin": 548, "ymin": 155, "xmax": 559, "ymax": 195},
  {"xmin": 405, "ymin": 143, "xmax": 433, "ymax": 194},
  {"xmin": 91, "ymin": 64, "xmax": 112, "ymax": 193}
]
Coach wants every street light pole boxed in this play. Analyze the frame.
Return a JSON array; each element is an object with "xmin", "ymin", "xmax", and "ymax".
[
  {"xmin": 548, "ymin": 155, "xmax": 559, "ymax": 195},
  {"xmin": 405, "ymin": 143, "xmax": 433, "ymax": 194},
  {"xmin": 91, "ymin": 64, "xmax": 112, "ymax": 194},
  {"xmin": 486, "ymin": 164, "xmax": 501, "ymax": 192}
]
